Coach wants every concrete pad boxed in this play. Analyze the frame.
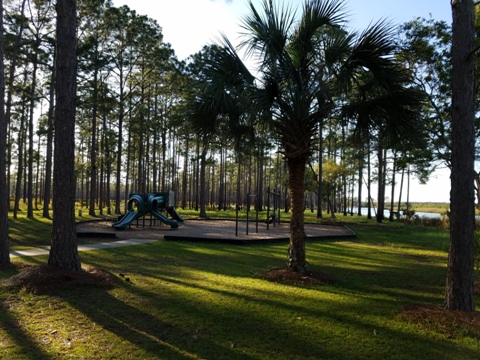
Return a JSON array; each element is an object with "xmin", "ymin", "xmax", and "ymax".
[{"xmin": 10, "ymin": 239, "xmax": 158, "ymax": 258}]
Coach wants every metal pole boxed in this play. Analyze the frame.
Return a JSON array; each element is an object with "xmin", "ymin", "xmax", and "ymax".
[
  {"xmin": 246, "ymin": 194, "xmax": 249, "ymax": 235},
  {"xmin": 273, "ymin": 188, "xmax": 276, "ymax": 228},
  {"xmin": 255, "ymin": 194, "xmax": 259, "ymax": 233},
  {"xmin": 266, "ymin": 186, "xmax": 270, "ymax": 230},
  {"xmin": 235, "ymin": 205, "xmax": 238, "ymax": 237}
]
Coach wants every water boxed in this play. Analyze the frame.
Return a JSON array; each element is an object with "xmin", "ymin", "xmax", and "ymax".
[{"xmin": 355, "ymin": 207, "xmax": 442, "ymax": 219}]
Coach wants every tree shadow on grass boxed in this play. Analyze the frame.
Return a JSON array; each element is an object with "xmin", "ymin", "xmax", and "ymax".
[
  {"xmin": 1, "ymin": 264, "xmax": 257, "ymax": 359},
  {"xmin": 0, "ymin": 301, "xmax": 53, "ymax": 359},
  {"xmin": 0, "ymin": 264, "xmax": 53, "ymax": 359}
]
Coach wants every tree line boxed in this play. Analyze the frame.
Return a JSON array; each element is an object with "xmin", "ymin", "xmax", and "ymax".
[
  {"xmin": 0, "ymin": 0, "xmax": 448, "ymax": 222},
  {"xmin": 0, "ymin": 0, "xmax": 477, "ymax": 312}
]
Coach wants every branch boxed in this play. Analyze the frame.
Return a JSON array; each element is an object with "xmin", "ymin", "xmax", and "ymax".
[
  {"xmin": 307, "ymin": 161, "xmax": 320, "ymax": 187},
  {"xmin": 469, "ymin": 42, "xmax": 480, "ymax": 57}
]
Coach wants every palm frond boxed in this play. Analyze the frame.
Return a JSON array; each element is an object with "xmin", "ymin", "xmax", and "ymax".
[
  {"xmin": 239, "ymin": 0, "xmax": 296, "ymax": 64},
  {"xmin": 340, "ymin": 19, "xmax": 401, "ymax": 91}
]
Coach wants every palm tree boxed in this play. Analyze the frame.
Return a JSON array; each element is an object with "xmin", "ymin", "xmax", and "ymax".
[{"xmin": 195, "ymin": 0, "xmax": 423, "ymax": 273}]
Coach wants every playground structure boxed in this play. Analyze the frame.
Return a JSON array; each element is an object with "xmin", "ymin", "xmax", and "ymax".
[
  {"xmin": 237, "ymin": 187, "xmax": 281, "ymax": 237},
  {"xmin": 265, "ymin": 187, "xmax": 281, "ymax": 229},
  {"xmin": 112, "ymin": 192, "xmax": 184, "ymax": 230}
]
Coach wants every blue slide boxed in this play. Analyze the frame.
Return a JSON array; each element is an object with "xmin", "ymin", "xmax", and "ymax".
[
  {"xmin": 167, "ymin": 206, "xmax": 184, "ymax": 223},
  {"xmin": 112, "ymin": 210, "xmax": 141, "ymax": 229},
  {"xmin": 151, "ymin": 210, "xmax": 180, "ymax": 229}
]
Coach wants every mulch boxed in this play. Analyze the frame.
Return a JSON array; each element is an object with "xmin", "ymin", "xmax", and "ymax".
[
  {"xmin": 258, "ymin": 267, "xmax": 338, "ymax": 285},
  {"xmin": 0, "ymin": 262, "xmax": 116, "ymax": 293},
  {"xmin": 397, "ymin": 303, "xmax": 480, "ymax": 339}
]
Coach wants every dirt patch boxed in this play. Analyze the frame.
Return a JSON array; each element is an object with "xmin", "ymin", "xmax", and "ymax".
[
  {"xmin": 259, "ymin": 267, "xmax": 338, "ymax": 285},
  {"xmin": 397, "ymin": 304, "xmax": 480, "ymax": 339},
  {"xmin": 0, "ymin": 263, "xmax": 116, "ymax": 293}
]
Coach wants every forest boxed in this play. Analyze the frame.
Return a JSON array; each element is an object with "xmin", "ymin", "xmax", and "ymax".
[{"xmin": 2, "ymin": 0, "xmax": 467, "ymax": 223}]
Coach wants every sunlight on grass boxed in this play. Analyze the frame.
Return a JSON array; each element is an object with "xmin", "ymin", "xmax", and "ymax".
[{"xmin": 1, "ymin": 212, "xmax": 479, "ymax": 359}]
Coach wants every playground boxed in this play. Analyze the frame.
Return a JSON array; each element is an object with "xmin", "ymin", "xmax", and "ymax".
[
  {"xmin": 77, "ymin": 218, "xmax": 356, "ymax": 244},
  {"xmin": 74, "ymin": 190, "xmax": 356, "ymax": 244},
  {"xmin": 112, "ymin": 192, "xmax": 184, "ymax": 230}
]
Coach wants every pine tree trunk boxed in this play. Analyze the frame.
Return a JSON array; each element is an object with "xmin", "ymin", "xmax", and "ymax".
[
  {"xmin": 445, "ymin": 0, "xmax": 475, "ymax": 312},
  {"xmin": 257, "ymin": 145, "xmax": 264, "ymax": 211},
  {"xmin": 115, "ymin": 69, "xmax": 125, "ymax": 214},
  {"xmin": 43, "ymin": 51, "xmax": 55, "ymax": 218},
  {"xmin": 376, "ymin": 142, "xmax": 385, "ymax": 223},
  {"xmin": 27, "ymin": 58, "xmax": 38, "ymax": 219},
  {"xmin": 367, "ymin": 139, "xmax": 372, "ymax": 219},
  {"xmin": 0, "ymin": 0, "xmax": 10, "ymax": 264},
  {"xmin": 49, "ymin": 0, "xmax": 81, "ymax": 271},
  {"xmin": 397, "ymin": 167, "xmax": 404, "ymax": 213},
  {"xmin": 89, "ymin": 67, "xmax": 98, "ymax": 216},
  {"xmin": 317, "ymin": 122, "xmax": 323, "ymax": 218},
  {"xmin": 357, "ymin": 149, "xmax": 363, "ymax": 216},
  {"xmin": 199, "ymin": 145, "xmax": 208, "ymax": 218},
  {"xmin": 389, "ymin": 152, "xmax": 396, "ymax": 222}
]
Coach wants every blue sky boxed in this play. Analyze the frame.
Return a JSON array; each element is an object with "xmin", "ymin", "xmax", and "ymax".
[
  {"xmin": 111, "ymin": 0, "xmax": 453, "ymax": 203},
  {"xmin": 113, "ymin": 0, "xmax": 452, "ymax": 61}
]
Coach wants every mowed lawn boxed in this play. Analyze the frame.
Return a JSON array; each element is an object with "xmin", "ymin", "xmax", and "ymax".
[{"xmin": 0, "ymin": 218, "xmax": 479, "ymax": 359}]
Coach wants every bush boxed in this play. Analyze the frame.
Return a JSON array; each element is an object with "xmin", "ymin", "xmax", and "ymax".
[{"xmin": 402, "ymin": 208, "xmax": 415, "ymax": 220}]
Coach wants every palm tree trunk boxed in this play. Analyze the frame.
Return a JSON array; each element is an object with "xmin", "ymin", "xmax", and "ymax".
[{"xmin": 286, "ymin": 156, "xmax": 308, "ymax": 272}]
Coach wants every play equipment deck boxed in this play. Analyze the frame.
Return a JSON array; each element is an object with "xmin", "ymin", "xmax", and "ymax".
[
  {"xmin": 163, "ymin": 219, "xmax": 356, "ymax": 244},
  {"xmin": 77, "ymin": 219, "xmax": 356, "ymax": 244}
]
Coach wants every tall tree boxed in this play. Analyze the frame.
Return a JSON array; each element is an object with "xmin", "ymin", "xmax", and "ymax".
[
  {"xmin": 193, "ymin": 0, "xmax": 422, "ymax": 272},
  {"xmin": 445, "ymin": 0, "xmax": 475, "ymax": 312},
  {"xmin": 48, "ymin": 0, "xmax": 81, "ymax": 271},
  {"xmin": 0, "ymin": 0, "xmax": 10, "ymax": 265},
  {"xmin": 42, "ymin": 46, "xmax": 55, "ymax": 219}
]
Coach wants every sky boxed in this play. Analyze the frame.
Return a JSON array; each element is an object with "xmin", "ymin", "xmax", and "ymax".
[{"xmin": 112, "ymin": 0, "xmax": 453, "ymax": 203}]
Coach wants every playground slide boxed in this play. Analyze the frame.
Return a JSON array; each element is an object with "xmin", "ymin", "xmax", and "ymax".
[
  {"xmin": 167, "ymin": 207, "xmax": 185, "ymax": 223},
  {"xmin": 151, "ymin": 210, "xmax": 180, "ymax": 229},
  {"xmin": 112, "ymin": 210, "xmax": 140, "ymax": 229}
]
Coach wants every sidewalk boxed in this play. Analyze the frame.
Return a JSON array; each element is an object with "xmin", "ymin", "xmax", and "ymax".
[{"xmin": 10, "ymin": 239, "xmax": 158, "ymax": 258}]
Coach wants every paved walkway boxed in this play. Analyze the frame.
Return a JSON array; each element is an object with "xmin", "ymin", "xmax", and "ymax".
[{"xmin": 10, "ymin": 239, "xmax": 158, "ymax": 258}]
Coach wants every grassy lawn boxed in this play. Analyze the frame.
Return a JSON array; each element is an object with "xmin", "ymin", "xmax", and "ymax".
[{"xmin": 0, "ymin": 210, "xmax": 479, "ymax": 359}]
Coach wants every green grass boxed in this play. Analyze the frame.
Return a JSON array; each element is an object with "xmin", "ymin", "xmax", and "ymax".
[
  {"xmin": 8, "ymin": 209, "xmax": 115, "ymax": 250},
  {"xmin": 0, "ymin": 210, "xmax": 479, "ymax": 359}
]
